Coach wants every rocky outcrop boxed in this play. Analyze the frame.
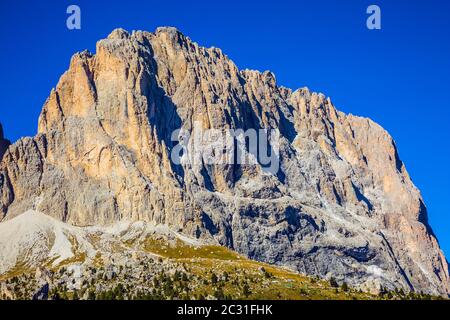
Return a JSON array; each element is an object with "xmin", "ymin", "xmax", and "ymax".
[
  {"xmin": 0, "ymin": 123, "xmax": 10, "ymax": 160},
  {"xmin": 0, "ymin": 27, "xmax": 448, "ymax": 295}
]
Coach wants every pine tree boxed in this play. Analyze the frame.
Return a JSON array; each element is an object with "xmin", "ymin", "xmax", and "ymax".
[
  {"xmin": 87, "ymin": 290, "xmax": 96, "ymax": 300},
  {"xmin": 242, "ymin": 284, "xmax": 251, "ymax": 298},
  {"xmin": 211, "ymin": 273, "xmax": 218, "ymax": 285},
  {"xmin": 214, "ymin": 288, "xmax": 225, "ymax": 300},
  {"xmin": 329, "ymin": 277, "xmax": 339, "ymax": 288}
]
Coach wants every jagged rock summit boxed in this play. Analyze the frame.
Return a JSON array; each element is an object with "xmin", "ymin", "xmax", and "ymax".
[
  {"xmin": 0, "ymin": 27, "xmax": 448, "ymax": 295},
  {"xmin": 0, "ymin": 123, "xmax": 10, "ymax": 160}
]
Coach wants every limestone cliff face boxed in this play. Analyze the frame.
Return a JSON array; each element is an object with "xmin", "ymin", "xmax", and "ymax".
[
  {"xmin": 0, "ymin": 124, "xmax": 10, "ymax": 160},
  {"xmin": 0, "ymin": 27, "xmax": 448, "ymax": 295}
]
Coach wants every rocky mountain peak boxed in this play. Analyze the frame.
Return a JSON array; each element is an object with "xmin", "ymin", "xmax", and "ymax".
[
  {"xmin": 107, "ymin": 28, "xmax": 130, "ymax": 40},
  {"xmin": 0, "ymin": 123, "xmax": 10, "ymax": 160},
  {"xmin": 0, "ymin": 27, "xmax": 448, "ymax": 296}
]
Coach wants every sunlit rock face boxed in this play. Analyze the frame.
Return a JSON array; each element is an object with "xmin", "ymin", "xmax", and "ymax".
[{"xmin": 0, "ymin": 27, "xmax": 448, "ymax": 296}]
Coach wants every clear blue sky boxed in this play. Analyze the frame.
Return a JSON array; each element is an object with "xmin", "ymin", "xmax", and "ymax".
[{"xmin": 0, "ymin": 0, "xmax": 449, "ymax": 256}]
